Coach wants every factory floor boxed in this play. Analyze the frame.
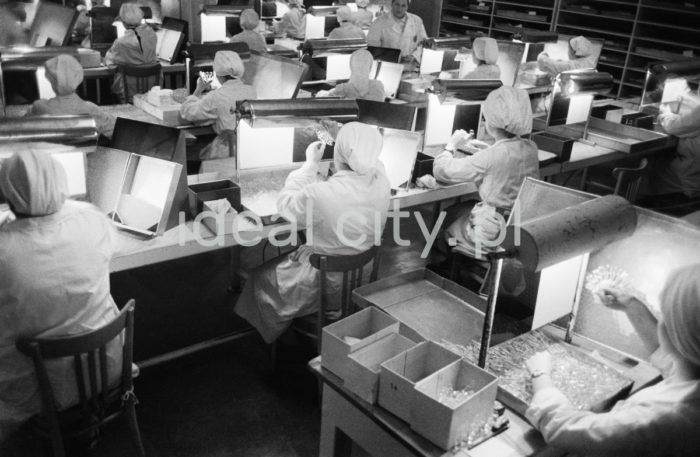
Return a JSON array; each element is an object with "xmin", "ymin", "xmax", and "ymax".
[{"xmin": 92, "ymin": 206, "xmax": 435, "ymax": 457}]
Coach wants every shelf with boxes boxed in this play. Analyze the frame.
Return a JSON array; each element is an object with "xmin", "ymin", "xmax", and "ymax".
[
  {"xmin": 440, "ymin": 0, "xmax": 495, "ymax": 36},
  {"xmin": 491, "ymin": 0, "xmax": 555, "ymax": 38}
]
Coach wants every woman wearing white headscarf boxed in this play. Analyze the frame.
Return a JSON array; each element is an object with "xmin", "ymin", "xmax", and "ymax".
[
  {"xmin": 234, "ymin": 122, "xmax": 391, "ymax": 343},
  {"xmin": 275, "ymin": 0, "xmax": 306, "ymax": 39},
  {"xmin": 525, "ymin": 264, "xmax": 700, "ymax": 456},
  {"xmin": 352, "ymin": 0, "xmax": 374, "ymax": 28},
  {"xmin": 28, "ymin": 54, "xmax": 116, "ymax": 139},
  {"xmin": 179, "ymin": 51, "xmax": 257, "ymax": 160},
  {"xmin": 0, "ymin": 150, "xmax": 121, "ymax": 451},
  {"xmin": 230, "ymin": 9, "xmax": 267, "ymax": 53},
  {"xmin": 537, "ymin": 35, "xmax": 596, "ymax": 77},
  {"xmin": 461, "ymin": 37, "xmax": 501, "ymax": 80},
  {"xmin": 328, "ymin": 6, "xmax": 366, "ymax": 39},
  {"xmin": 433, "ymin": 86, "xmax": 539, "ymax": 257},
  {"xmin": 104, "ymin": 2, "xmax": 157, "ymax": 102},
  {"xmin": 317, "ymin": 49, "xmax": 385, "ymax": 101}
]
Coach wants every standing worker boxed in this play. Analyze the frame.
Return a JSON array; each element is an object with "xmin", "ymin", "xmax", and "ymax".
[
  {"xmin": 230, "ymin": 9, "xmax": 267, "ymax": 53},
  {"xmin": 526, "ymin": 264, "xmax": 700, "ymax": 456},
  {"xmin": 328, "ymin": 6, "xmax": 366, "ymax": 40},
  {"xmin": 367, "ymin": 0, "xmax": 426, "ymax": 64},
  {"xmin": 537, "ymin": 35, "xmax": 596, "ymax": 77},
  {"xmin": 104, "ymin": 2, "xmax": 157, "ymax": 102},
  {"xmin": 28, "ymin": 54, "xmax": 116, "ymax": 139},
  {"xmin": 179, "ymin": 51, "xmax": 257, "ymax": 160},
  {"xmin": 461, "ymin": 37, "xmax": 501, "ymax": 80}
]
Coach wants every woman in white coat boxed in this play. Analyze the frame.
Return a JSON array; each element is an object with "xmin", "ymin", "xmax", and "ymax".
[
  {"xmin": 526, "ymin": 263, "xmax": 700, "ymax": 456},
  {"xmin": 234, "ymin": 122, "xmax": 391, "ymax": 343},
  {"xmin": 432, "ymin": 86, "xmax": 540, "ymax": 258},
  {"xmin": 0, "ymin": 150, "xmax": 121, "ymax": 452}
]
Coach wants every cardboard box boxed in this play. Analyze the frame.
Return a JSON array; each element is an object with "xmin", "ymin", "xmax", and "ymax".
[
  {"xmin": 532, "ymin": 131, "xmax": 574, "ymax": 162},
  {"xmin": 321, "ymin": 307, "xmax": 400, "ymax": 380},
  {"xmin": 344, "ymin": 333, "xmax": 416, "ymax": 404},
  {"xmin": 412, "ymin": 360, "xmax": 498, "ymax": 450},
  {"xmin": 188, "ymin": 179, "xmax": 242, "ymax": 236},
  {"xmin": 411, "ymin": 152, "xmax": 434, "ymax": 183},
  {"xmin": 378, "ymin": 341, "xmax": 461, "ymax": 422},
  {"xmin": 398, "ymin": 78, "xmax": 431, "ymax": 103},
  {"xmin": 133, "ymin": 93, "xmax": 182, "ymax": 125}
]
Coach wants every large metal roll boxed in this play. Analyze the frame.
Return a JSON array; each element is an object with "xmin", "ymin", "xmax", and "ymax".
[
  {"xmin": 237, "ymin": 99, "xmax": 359, "ymax": 125},
  {"xmin": 557, "ymin": 71, "xmax": 614, "ymax": 94},
  {"xmin": 423, "ymin": 37, "xmax": 472, "ymax": 50},
  {"xmin": 300, "ymin": 38, "xmax": 366, "ymax": 57},
  {"xmin": 502, "ymin": 195, "xmax": 638, "ymax": 271},
  {"xmin": 0, "ymin": 115, "xmax": 98, "ymax": 145},
  {"xmin": 431, "ymin": 78, "xmax": 503, "ymax": 101},
  {"xmin": 650, "ymin": 59, "xmax": 700, "ymax": 78}
]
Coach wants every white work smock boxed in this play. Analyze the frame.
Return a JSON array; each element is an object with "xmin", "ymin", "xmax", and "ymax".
[
  {"xmin": 234, "ymin": 161, "xmax": 391, "ymax": 343},
  {"xmin": 652, "ymin": 105, "xmax": 700, "ymax": 197},
  {"xmin": 230, "ymin": 30, "xmax": 267, "ymax": 53},
  {"xmin": 327, "ymin": 80, "xmax": 385, "ymax": 101},
  {"xmin": 526, "ymin": 375, "xmax": 700, "ymax": 456},
  {"xmin": 366, "ymin": 12, "xmax": 426, "ymax": 61},
  {"xmin": 29, "ymin": 93, "xmax": 117, "ymax": 139},
  {"xmin": 104, "ymin": 24, "xmax": 158, "ymax": 100},
  {"xmin": 276, "ymin": 7, "xmax": 306, "ymax": 39},
  {"xmin": 328, "ymin": 23, "xmax": 366, "ymax": 40},
  {"xmin": 353, "ymin": 9, "xmax": 374, "ymax": 28},
  {"xmin": 179, "ymin": 79, "xmax": 257, "ymax": 159},
  {"xmin": 0, "ymin": 201, "xmax": 121, "ymax": 444},
  {"xmin": 433, "ymin": 137, "xmax": 539, "ymax": 255},
  {"xmin": 537, "ymin": 54, "xmax": 596, "ymax": 77}
]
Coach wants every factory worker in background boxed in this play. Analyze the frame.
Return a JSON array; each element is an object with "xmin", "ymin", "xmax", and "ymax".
[
  {"xmin": 316, "ymin": 49, "xmax": 385, "ymax": 101},
  {"xmin": 275, "ymin": 0, "xmax": 306, "ymax": 40},
  {"xmin": 28, "ymin": 55, "xmax": 116, "ymax": 139},
  {"xmin": 180, "ymin": 51, "xmax": 257, "ymax": 160},
  {"xmin": 0, "ymin": 151, "xmax": 121, "ymax": 454},
  {"xmin": 328, "ymin": 6, "xmax": 366, "ymax": 40},
  {"xmin": 537, "ymin": 35, "xmax": 596, "ymax": 77},
  {"xmin": 0, "ymin": 1, "xmax": 28, "ymax": 46},
  {"xmin": 526, "ymin": 263, "xmax": 700, "ymax": 456},
  {"xmin": 230, "ymin": 9, "xmax": 267, "ymax": 53},
  {"xmin": 353, "ymin": 0, "xmax": 374, "ymax": 28},
  {"xmin": 432, "ymin": 86, "xmax": 539, "ymax": 258},
  {"xmin": 461, "ymin": 37, "xmax": 501, "ymax": 80},
  {"xmin": 367, "ymin": 0, "xmax": 426, "ymax": 64},
  {"xmin": 235, "ymin": 122, "xmax": 391, "ymax": 343},
  {"xmin": 104, "ymin": 2, "xmax": 157, "ymax": 102},
  {"xmin": 646, "ymin": 102, "xmax": 700, "ymax": 197}
]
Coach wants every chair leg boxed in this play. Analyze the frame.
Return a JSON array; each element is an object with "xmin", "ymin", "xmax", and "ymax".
[
  {"xmin": 270, "ymin": 341, "xmax": 277, "ymax": 372},
  {"xmin": 125, "ymin": 400, "xmax": 146, "ymax": 457}
]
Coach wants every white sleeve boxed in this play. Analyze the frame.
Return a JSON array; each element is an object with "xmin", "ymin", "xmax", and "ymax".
[
  {"xmin": 276, "ymin": 162, "xmax": 320, "ymax": 228},
  {"xmin": 432, "ymin": 150, "xmax": 489, "ymax": 184}
]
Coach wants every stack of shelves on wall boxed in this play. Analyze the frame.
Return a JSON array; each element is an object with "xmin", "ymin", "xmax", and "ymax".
[
  {"xmin": 555, "ymin": 0, "xmax": 700, "ymax": 98},
  {"xmin": 440, "ymin": 0, "xmax": 557, "ymax": 38}
]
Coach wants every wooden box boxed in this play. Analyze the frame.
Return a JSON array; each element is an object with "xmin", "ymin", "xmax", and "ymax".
[
  {"xmin": 188, "ymin": 179, "xmax": 242, "ymax": 236},
  {"xmin": 378, "ymin": 341, "xmax": 461, "ymax": 422},
  {"xmin": 345, "ymin": 333, "xmax": 417, "ymax": 404},
  {"xmin": 532, "ymin": 131, "xmax": 573, "ymax": 162},
  {"xmin": 412, "ymin": 360, "xmax": 498, "ymax": 450},
  {"xmin": 586, "ymin": 117, "xmax": 676, "ymax": 153},
  {"xmin": 321, "ymin": 307, "xmax": 400, "ymax": 380}
]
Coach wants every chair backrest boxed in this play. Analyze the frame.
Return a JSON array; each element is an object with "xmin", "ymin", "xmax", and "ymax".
[
  {"xmin": 613, "ymin": 158, "xmax": 648, "ymax": 203},
  {"xmin": 308, "ymin": 246, "xmax": 380, "ymax": 351},
  {"xmin": 119, "ymin": 63, "xmax": 162, "ymax": 103},
  {"xmin": 16, "ymin": 300, "xmax": 136, "ymax": 447}
]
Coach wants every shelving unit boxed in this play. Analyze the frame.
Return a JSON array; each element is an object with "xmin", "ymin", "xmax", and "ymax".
[{"xmin": 438, "ymin": 0, "xmax": 700, "ymax": 98}]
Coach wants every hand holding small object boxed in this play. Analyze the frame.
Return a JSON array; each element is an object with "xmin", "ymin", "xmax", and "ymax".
[
  {"xmin": 446, "ymin": 129, "xmax": 473, "ymax": 152},
  {"xmin": 598, "ymin": 288, "xmax": 636, "ymax": 310},
  {"xmin": 194, "ymin": 77, "xmax": 211, "ymax": 96},
  {"xmin": 306, "ymin": 141, "xmax": 325, "ymax": 164},
  {"xmin": 525, "ymin": 351, "xmax": 551, "ymax": 378}
]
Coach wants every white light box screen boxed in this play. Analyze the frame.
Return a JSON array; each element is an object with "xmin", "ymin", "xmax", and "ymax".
[{"xmin": 378, "ymin": 128, "xmax": 420, "ymax": 189}]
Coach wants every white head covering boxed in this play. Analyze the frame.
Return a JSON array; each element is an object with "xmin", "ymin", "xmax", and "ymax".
[
  {"xmin": 482, "ymin": 86, "xmax": 533, "ymax": 136},
  {"xmin": 288, "ymin": 0, "xmax": 304, "ymax": 7},
  {"xmin": 240, "ymin": 9, "xmax": 259, "ymax": 30},
  {"xmin": 44, "ymin": 54, "xmax": 84, "ymax": 96},
  {"xmin": 337, "ymin": 6, "xmax": 353, "ymax": 23},
  {"xmin": 213, "ymin": 51, "xmax": 245, "ymax": 78},
  {"xmin": 356, "ymin": 0, "xmax": 369, "ymax": 7},
  {"xmin": 660, "ymin": 264, "xmax": 700, "ymax": 366},
  {"xmin": 472, "ymin": 37, "xmax": 499, "ymax": 65},
  {"xmin": 349, "ymin": 49, "xmax": 373, "ymax": 95},
  {"xmin": 119, "ymin": 3, "xmax": 144, "ymax": 27},
  {"xmin": 0, "ymin": 150, "xmax": 68, "ymax": 217},
  {"xmin": 569, "ymin": 36, "xmax": 593, "ymax": 57},
  {"xmin": 334, "ymin": 122, "xmax": 383, "ymax": 176}
]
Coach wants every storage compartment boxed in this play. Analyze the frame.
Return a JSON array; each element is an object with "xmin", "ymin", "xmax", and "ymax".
[
  {"xmin": 412, "ymin": 360, "xmax": 498, "ymax": 450},
  {"xmin": 344, "ymin": 333, "xmax": 417, "ymax": 404},
  {"xmin": 188, "ymin": 179, "xmax": 241, "ymax": 215},
  {"xmin": 321, "ymin": 307, "xmax": 400, "ymax": 380},
  {"xmin": 378, "ymin": 341, "xmax": 461, "ymax": 422},
  {"xmin": 585, "ymin": 117, "xmax": 677, "ymax": 153},
  {"xmin": 411, "ymin": 152, "xmax": 434, "ymax": 182},
  {"xmin": 532, "ymin": 131, "xmax": 574, "ymax": 162}
]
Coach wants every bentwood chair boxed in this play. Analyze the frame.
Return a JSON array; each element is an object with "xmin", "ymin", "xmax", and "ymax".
[
  {"xmin": 118, "ymin": 63, "xmax": 163, "ymax": 103},
  {"xmin": 16, "ymin": 300, "xmax": 145, "ymax": 457}
]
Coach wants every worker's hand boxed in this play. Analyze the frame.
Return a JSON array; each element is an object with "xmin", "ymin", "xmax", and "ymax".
[
  {"xmin": 195, "ymin": 77, "xmax": 211, "ymax": 95},
  {"xmin": 598, "ymin": 288, "xmax": 636, "ymax": 311},
  {"xmin": 319, "ymin": 119, "xmax": 341, "ymax": 140},
  {"xmin": 305, "ymin": 141, "xmax": 325, "ymax": 164},
  {"xmin": 446, "ymin": 129, "xmax": 472, "ymax": 151},
  {"xmin": 526, "ymin": 351, "xmax": 552, "ymax": 377}
]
